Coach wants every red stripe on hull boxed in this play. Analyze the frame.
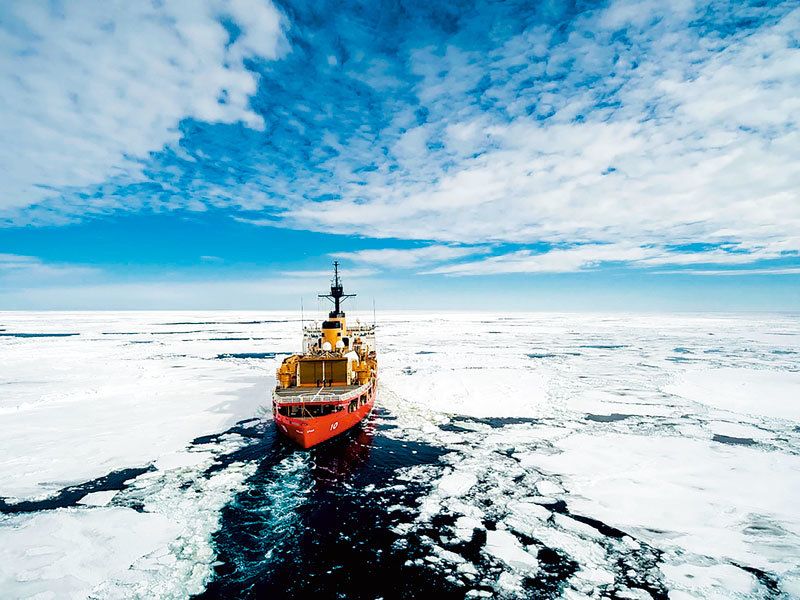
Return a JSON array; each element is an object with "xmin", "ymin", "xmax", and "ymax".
[{"xmin": 274, "ymin": 381, "xmax": 377, "ymax": 449}]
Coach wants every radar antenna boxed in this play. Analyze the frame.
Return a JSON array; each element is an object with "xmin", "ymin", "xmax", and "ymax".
[{"xmin": 318, "ymin": 261, "xmax": 356, "ymax": 318}]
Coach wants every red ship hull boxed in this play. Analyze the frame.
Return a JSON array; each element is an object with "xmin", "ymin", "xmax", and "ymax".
[{"xmin": 274, "ymin": 379, "xmax": 377, "ymax": 449}]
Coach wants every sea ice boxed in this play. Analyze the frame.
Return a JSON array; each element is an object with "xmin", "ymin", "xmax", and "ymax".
[
  {"xmin": 454, "ymin": 516, "xmax": 484, "ymax": 541},
  {"xmin": 535, "ymin": 480, "xmax": 562, "ymax": 496},
  {"xmin": 0, "ymin": 311, "xmax": 288, "ymax": 598},
  {"xmin": 666, "ymin": 367, "xmax": 800, "ymax": 422},
  {"xmin": 660, "ymin": 562, "xmax": 757, "ymax": 598},
  {"xmin": 437, "ymin": 470, "xmax": 478, "ymax": 497},
  {"xmin": 380, "ymin": 312, "xmax": 800, "ymax": 598},
  {"xmin": 528, "ymin": 432, "xmax": 800, "ymax": 573},
  {"xmin": 0, "ymin": 507, "xmax": 179, "ymax": 600},
  {"xmin": 76, "ymin": 490, "xmax": 118, "ymax": 507},
  {"xmin": 574, "ymin": 566, "xmax": 615, "ymax": 586},
  {"xmin": 3, "ymin": 310, "xmax": 799, "ymax": 598},
  {"xmin": 0, "ymin": 312, "xmax": 277, "ymax": 500},
  {"xmin": 506, "ymin": 500, "xmax": 551, "ymax": 523},
  {"xmin": 484, "ymin": 529, "xmax": 539, "ymax": 572}
]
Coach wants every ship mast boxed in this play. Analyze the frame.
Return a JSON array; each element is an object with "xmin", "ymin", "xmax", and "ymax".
[{"xmin": 318, "ymin": 261, "xmax": 356, "ymax": 318}]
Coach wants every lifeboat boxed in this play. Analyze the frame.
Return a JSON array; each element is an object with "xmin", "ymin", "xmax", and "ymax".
[{"xmin": 272, "ymin": 262, "xmax": 377, "ymax": 448}]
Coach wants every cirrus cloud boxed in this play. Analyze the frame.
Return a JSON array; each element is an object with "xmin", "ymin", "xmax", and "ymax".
[{"xmin": 332, "ymin": 245, "xmax": 490, "ymax": 269}]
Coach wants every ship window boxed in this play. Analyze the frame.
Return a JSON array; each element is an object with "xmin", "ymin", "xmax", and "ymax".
[
  {"xmin": 280, "ymin": 404, "xmax": 345, "ymax": 419},
  {"xmin": 286, "ymin": 405, "xmax": 304, "ymax": 418},
  {"xmin": 348, "ymin": 398, "xmax": 358, "ymax": 412},
  {"xmin": 302, "ymin": 404, "xmax": 337, "ymax": 417}
]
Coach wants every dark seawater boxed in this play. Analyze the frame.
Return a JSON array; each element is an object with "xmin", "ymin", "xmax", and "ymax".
[
  {"xmin": 712, "ymin": 434, "xmax": 757, "ymax": 446},
  {"xmin": 585, "ymin": 413, "xmax": 633, "ymax": 423},
  {"xmin": 0, "ymin": 466, "xmax": 154, "ymax": 514},
  {"xmin": 0, "ymin": 333, "xmax": 79, "ymax": 337},
  {"xmin": 215, "ymin": 352, "xmax": 285, "ymax": 360},
  {"xmin": 193, "ymin": 409, "xmax": 611, "ymax": 600},
  {"xmin": 195, "ymin": 409, "xmax": 465, "ymax": 600}
]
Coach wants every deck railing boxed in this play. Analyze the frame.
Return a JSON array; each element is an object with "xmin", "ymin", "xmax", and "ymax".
[
  {"xmin": 276, "ymin": 382, "xmax": 370, "ymax": 404},
  {"xmin": 302, "ymin": 324, "xmax": 376, "ymax": 335}
]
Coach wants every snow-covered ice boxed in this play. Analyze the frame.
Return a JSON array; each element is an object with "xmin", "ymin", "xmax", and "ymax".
[
  {"xmin": 0, "ymin": 312, "xmax": 280, "ymax": 499},
  {"xmin": 529, "ymin": 432, "xmax": 800, "ymax": 572},
  {"xmin": 0, "ymin": 312, "xmax": 285, "ymax": 598},
  {"xmin": 2, "ymin": 310, "xmax": 799, "ymax": 598},
  {"xmin": 437, "ymin": 470, "xmax": 478, "ymax": 497},
  {"xmin": 0, "ymin": 507, "xmax": 178, "ymax": 600},
  {"xmin": 484, "ymin": 529, "xmax": 539, "ymax": 572},
  {"xmin": 666, "ymin": 367, "xmax": 800, "ymax": 421},
  {"xmin": 378, "ymin": 312, "xmax": 800, "ymax": 598}
]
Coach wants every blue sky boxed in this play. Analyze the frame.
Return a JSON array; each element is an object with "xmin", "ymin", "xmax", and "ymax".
[{"xmin": 1, "ymin": 0, "xmax": 798, "ymax": 310}]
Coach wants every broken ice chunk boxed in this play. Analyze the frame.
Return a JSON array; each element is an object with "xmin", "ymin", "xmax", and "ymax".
[
  {"xmin": 76, "ymin": 490, "xmax": 118, "ymax": 507},
  {"xmin": 484, "ymin": 530, "xmax": 539, "ymax": 572},
  {"xmin": 437, "ymin": 470, "xmax": 478, "ymax": 497},
  {"xmin": 507, "ymin": 500, "xmax": 551, "ymax": 522},
  {"xmin": 535, "ymin": 480, "xmax": 563, "ymax": 496}
]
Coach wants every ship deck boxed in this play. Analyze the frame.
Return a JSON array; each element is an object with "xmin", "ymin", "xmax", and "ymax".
[{"xmin": 274, "ymin": 384, "xmax": 366, "ymax": 403}]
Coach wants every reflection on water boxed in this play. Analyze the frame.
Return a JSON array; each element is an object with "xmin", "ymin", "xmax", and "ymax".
[{"xmin": 308, "ymin": 416, "xmax": 376, "ymax": 488}]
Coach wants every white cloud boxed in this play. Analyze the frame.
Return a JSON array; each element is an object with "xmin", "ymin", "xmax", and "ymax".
[
  {"xmin": 0, "ymin": 0, "xmax": 284, "ymax": 215},
  {"xmin": 653, "ymin": 268, "xmax": 800, "ymax": 276},
  {"xmin": 638, "ymin": 246, "xmax": 788, "ymax": 267},
  {"xmin": 333, "ymin": 245, "xmax": 489, "ymax": 269},
  {"xmin": 0, "ymin": 275, "xmax": 389, "ymax": 310},
  {"xmin": 281, "ymin": 268, "xmax": 378, "ymax": 278},
  {"xmin": 423, "ymin": 243, "xmax": 799, "ymax": 276},
  {"xmin": 278, "ymin": 4, "xmax": 800, "ymax": 268},
  {"xmin": 0, "ymin": 254, "xmax": 383, "ymax": 308},
  {"xmin": 423, "ymin": 244, "xmax": 656, "ymax": 276},
  {"xmin": 0, "ymin": 254, "xmax": 98, "ymax": 283},
  {"xmin": 0, "ymin": 254, "xmax": 39, "ymax": 269},
  {"xmin": 2, "ymin": 0, "xmax": 798, "ymax": 278}
]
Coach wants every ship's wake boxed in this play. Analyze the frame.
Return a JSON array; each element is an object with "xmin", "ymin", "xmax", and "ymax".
[{"xmin": 190, "ymin": 401, "xmax": 674, "ymax": 600}]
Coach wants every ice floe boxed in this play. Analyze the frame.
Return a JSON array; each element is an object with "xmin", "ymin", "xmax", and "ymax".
[
  {"xmin": 0, "ymin": 312, "xmax": 281, "ymax": 500},
  {"xmin": 0, "ymin": 507, "xmax": 179, "ymax": 599},
  {"xmin": 437, "ymin": 470, "xmax": 478, "ymax": 497},
  {"xmin": 485, "ymin": 529, "xmax": 539, "ymax": 572},
  {"xmin": 666, "ymin": 367, "xmax": 800, "ymax": 422},
  {"xmin": 528, "ymin": 432, "xmax": 800, "ymax": 584}
]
